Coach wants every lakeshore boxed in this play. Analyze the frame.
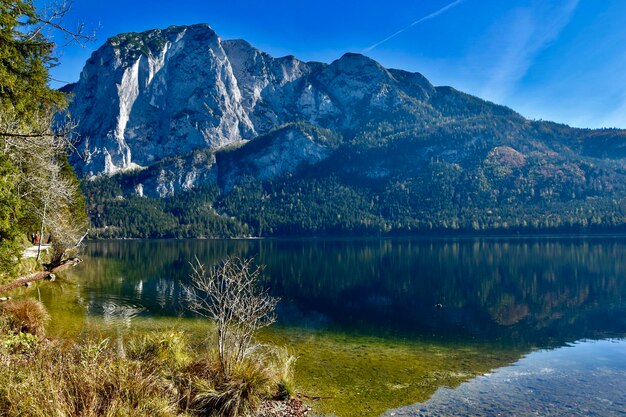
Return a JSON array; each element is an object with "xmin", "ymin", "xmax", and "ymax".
[{"xmin": 8, "ymin": 237, "xmax": 625, "ymax": 416}]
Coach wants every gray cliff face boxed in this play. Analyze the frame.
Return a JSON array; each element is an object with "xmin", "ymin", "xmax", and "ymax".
[
  {"xmin": 69, "ymin": 24, "xmax": 254, "ymax": 177},
  {"xmin": 69, "ymin": 24, "xmax": 348, "ymax": 192},
  {"xmin": 216, "ymin": 124, "xmax": 339, "ymax": 193},
  {"xmin": 221, "ymin": 39, "xmax": 316, "ymax": 131},
  {"xmin": 137, "ymin": 150, "xmax": 218, "ymax": 198},
  {"xmin": 66, "ymin": 23, "xmax": 516, "ymax": 197}
]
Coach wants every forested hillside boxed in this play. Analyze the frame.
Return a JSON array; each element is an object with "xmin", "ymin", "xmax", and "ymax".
[
  {"xmin": 64, "ymin": 25, "xmax": 626, "ymax": 238},
  {"xmin": 83, "ymin": 121, "xmax": 626, "ymax": 238}
]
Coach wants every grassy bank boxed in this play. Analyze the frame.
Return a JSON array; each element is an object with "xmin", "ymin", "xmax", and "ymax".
[
  {"xmin": 40, "ymin": 314, "xmax": 524, "ymax": 417},
  {"xmin": 0, "ymin": 299, "xmax": 299, "ymax": 417},
  {"xmin": 13, "ymin": 278, "xmax": 529, "ymax": 417},
  {"xmin": 0, "ymin": 255, "xmax": 42, "ymax": 288}
]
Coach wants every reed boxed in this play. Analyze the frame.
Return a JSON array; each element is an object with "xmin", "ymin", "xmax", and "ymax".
[{"xmin": 0, "ymin": 308, "xmax": 297, "ymax": 417}]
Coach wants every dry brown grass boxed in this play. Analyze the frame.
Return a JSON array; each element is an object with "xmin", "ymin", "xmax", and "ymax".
[
  {"xmin": 0, "ymin": 338, "xmax": 181, "ymax": 417},
  {"xmin": 0, "ymin": 298, "xmax": 50, "ymax": 337},
  {"xmin": 0, "ymin": 320, "xmax": 296, "ymax": 417}
]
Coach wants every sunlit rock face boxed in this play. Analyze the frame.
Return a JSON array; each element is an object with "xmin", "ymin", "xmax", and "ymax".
[
  {"xmin": 67, "ymin": 23, "xmax": 626, "ymax": 204},
  {"xmin": 216, "ymin": 124, "xmax": 337, "ymax": 193},
  {"xmin": 67, "ymin": 24, "xmax": 254, "ymax": 178},
  {"xmin": 65, "ymin": 24, "xmax": 440, "ymax": 193}
]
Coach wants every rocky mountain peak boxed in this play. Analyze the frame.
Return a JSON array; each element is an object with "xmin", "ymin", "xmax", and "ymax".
[
  {"xmin": 71, "ymin": 25, "xmax": 626, "ymax": 238},
  {"xmin": 69, "ymin": 24, "xmax": 256, "ymax": 177},
  {"xmin": 69, "ymin": 24, "xmax": 460, "ymax": 179},
  {"xmin": 320, "ymin": 52, "xmax": 394, "ymax": 90}
]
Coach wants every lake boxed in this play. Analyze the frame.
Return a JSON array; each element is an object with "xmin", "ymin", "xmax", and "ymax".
[{"xmin": 33, "ymin": 238, "xmax": 626, "ymax": 416}]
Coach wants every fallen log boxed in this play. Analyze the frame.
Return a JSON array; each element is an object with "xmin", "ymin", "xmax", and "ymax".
[
  {"xmin": 44, "ymin": 257, "xmax": 82, "ymax": 273},
  {"xmin": 0, "ymin": 271, "xmax": 53, "ymax": 294},
  {"xmin": 0, "ymin": 257, "xmax": 81, "ymax": 294}
]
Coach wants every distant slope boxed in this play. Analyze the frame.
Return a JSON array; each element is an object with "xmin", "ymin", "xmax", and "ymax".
[{"xmin": 68, "ymin": 24, "xmax": 626, "ymax": 237}]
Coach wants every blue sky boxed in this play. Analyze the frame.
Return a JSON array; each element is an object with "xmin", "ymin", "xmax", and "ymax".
[{"xmin": 43, "ymin": 0, "xmax": 626, "ymax": 129}]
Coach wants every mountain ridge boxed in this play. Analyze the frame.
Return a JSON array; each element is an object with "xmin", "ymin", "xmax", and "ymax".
[{"xmin": 66, "ymin": 24, "xmax": 626, "ymax": 237}]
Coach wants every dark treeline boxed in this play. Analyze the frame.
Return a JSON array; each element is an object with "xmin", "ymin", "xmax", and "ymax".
[{"xmin": 0, "ymin": 1, "xmax": 88, "ymax": 279}]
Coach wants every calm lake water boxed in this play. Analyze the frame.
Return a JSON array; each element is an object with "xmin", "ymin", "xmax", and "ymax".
[{"xmin": 35, "ymin": 238, "xmax": 626, "ymax": 416}]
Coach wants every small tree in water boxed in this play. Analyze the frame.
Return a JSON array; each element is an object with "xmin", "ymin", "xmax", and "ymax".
[{"xmin": 185, "ymin": 256, "xmax": 278, "ymax": 378}]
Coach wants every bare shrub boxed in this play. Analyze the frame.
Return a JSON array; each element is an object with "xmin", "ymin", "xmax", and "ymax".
[{"xmin": 184, "ymin": 256, "xmax": 279, "ymax": 379}]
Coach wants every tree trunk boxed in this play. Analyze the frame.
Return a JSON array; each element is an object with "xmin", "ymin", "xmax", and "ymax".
[
  {"xmin": 0, "ymin": 271, "xmax": 51, "ymax": 294},
  {"xmin": 44, "ymin": 257, "xmax": 81, "ymax": 272},
  {"xmin": 0, "ymin": 257, "xmax": 80, "ymax": 294},
  {"xmin": 36, "ymin": 200, "xmax": 47, "ymax": 261}
]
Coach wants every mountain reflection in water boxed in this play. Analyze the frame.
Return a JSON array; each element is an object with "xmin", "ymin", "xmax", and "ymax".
[
  {"xmin": 39, "ymin": 238, "xmax": 626, "ymax": 417},
  {"xmin": 66, "ymin": 238, "xmax": 626, "ymax": 346}
]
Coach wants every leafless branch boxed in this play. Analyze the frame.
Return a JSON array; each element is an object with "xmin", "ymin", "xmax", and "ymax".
[
  {"xmin": 183, "ymin": 256, "xmax": 279, "ymax": 378},
  {"xmin": 1, "ymin": 108, "xmax": 85, "ymax": 265},
  {"xmin": 27, "ymin": 1, "xmax": 96, "ymax": 48}
]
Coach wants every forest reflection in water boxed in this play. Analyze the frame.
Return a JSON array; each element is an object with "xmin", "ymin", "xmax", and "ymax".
[
  {"xmin": 35, "ymin": 237, "xmax": 626, "ymax": 417},
  {"xmin": 63, "ymin": 237, "xmax": 626, "ymax": 346}
]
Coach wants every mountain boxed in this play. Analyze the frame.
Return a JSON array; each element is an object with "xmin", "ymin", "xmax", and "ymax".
[{"xmin": 66, "ymin": 24, "xmax": 626, "ymax": 237}]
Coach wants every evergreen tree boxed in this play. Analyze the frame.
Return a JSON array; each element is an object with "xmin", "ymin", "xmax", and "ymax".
[{"xmin": 0, "ymin": 0, "xmax": 89, "ymax": 278}]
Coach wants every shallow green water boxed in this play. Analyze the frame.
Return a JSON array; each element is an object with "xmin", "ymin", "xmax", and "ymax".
[
  {"xmin": 24, "ymin": 238, "xmax": 626, "ymax": 416},
  {"xmin": 384, "ymin": 338, "xmax": 626, "ymax": 416}
]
